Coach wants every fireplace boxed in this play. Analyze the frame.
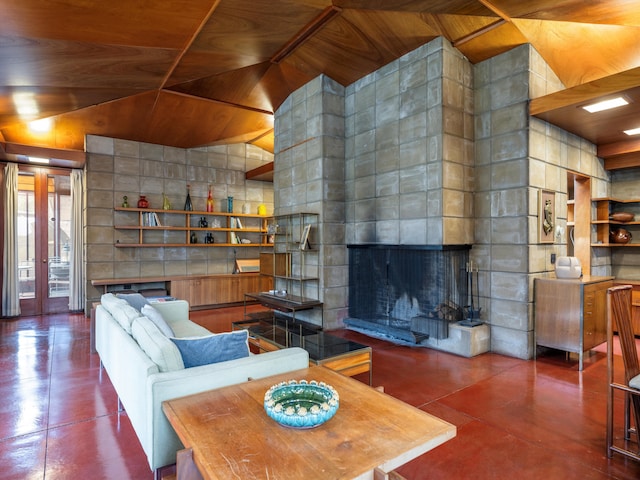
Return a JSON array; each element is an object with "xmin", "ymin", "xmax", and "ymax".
[{"xmin": 345, "ymin": 244, "xmax": 470, "ymax": 344}]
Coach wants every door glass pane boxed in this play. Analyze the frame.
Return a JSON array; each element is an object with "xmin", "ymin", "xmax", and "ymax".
[
  {"xmin": 17, "ymin": 176, "xmax": 35, "ymax": 299},
  {"xmin": 48, "ymin": 175, "xmax": 71, "ymax": 298}
]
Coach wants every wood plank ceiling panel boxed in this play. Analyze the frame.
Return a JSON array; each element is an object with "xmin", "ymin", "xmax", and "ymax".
[
  {"xmin": 512, "ymin": 19, "xmax": 640, "ymax": 87},
  {"xmin": 3, "ymin": 0, "xmax": 640, "ymax": 167},
  {"xmin": 166, "ymin": 0, "xmax": 332, "ymax": 85},
  {"xmin": 286, "ymin": 10, "xmax": 442, "ymax": 87}
]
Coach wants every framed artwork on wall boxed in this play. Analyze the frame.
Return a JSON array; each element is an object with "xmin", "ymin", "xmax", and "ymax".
[{"xmin": 539, "ymin": 189, "xmax": 555, "ymax": 244}]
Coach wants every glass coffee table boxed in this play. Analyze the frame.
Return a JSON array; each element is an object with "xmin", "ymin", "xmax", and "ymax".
[{"xmin": 233, "ymin": 314, "xmax": 372, "ymax": 385}]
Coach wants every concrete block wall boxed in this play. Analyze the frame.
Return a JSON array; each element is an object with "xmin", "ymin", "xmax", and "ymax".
[
  {"xmin": 83, "ymin": 135, "xmax": 273, "ymax": 313},
  {"xmin": 274, "ymin": 76, "xmax": 347, "ymax": 329},
  {"xmin": 473, "ymin": 44, "xmax": 609, "ymax": 359},
  {"xmin": 344, "ymin": 37, "xmax": 474, "ymax": 246}
]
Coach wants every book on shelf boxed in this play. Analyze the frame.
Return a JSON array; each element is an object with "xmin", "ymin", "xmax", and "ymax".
[
  {"xmin": 300, "ymin": 224, "xmax": 311, "ymax": 250},
  {"xmin": 142, "ymin": 212, "xmax": 162, "ymax": 226},
  {"xmin": 230, "ymin": 216, "xmax": 243, "ymax": 229}
]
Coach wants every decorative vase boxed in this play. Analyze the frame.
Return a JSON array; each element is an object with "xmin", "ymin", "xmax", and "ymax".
[
  {"xmin": 227, "ymin": 196, "xmax": 233, "ymax": 213},
  {"xmin": 610, "ymin": 228, "xmax": 632, "ymax": 244},
  {"xmin": 162, "ymin": 193, "xmax": 171, "ymax": 210},
  {"xmin": 122, "ymin": 196, "xmax": 129, "ymax": 208},
  {"xmin": 137, "ymin": 195, "xmax": 149, "ymax": 208},
  {"xmin": 184, "ymin": 185, "xmax": 193, "ymax": 211},
  {"xmin": 206, "ymin": 185, "xmax": 214, "ymax": 212},
  {"xmin": 258, "ymin": 204, "xmax": 266, "ymax": 216}
]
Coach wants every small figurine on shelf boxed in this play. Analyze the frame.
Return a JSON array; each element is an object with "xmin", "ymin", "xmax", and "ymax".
[
  {"xmin": 205, "ymin": 232, "xmax": 214, "ymax": 244},
  {"xmin": 138, "ymin": 195, "xmax": 149, "ymax": 208},
  {"xmin": 199, "ymin": 216, "xmax": 208, "ymax": 228},
  {"xmin": 122, "ymin": 196, "xmax": 129, "ymax": 208},
  {"xmin": 190, "ymin": 232, "xmax": 198, "ymax": 244},
  {"xmin": 162, "ymin": 193, "xmax": 171, "ymax": 210},
  {"xmin": 184, "ymin": 184, "xmax": 193, "ymax": 211},
  {"xmin": 206, "ymin": 185, "xmax": 214, "ymax": 212}
]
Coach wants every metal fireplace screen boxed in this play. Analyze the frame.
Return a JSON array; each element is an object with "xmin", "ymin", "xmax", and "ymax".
[{"xmin": 348, "ymin": 245, "xmax": 469, "ymax": 340}]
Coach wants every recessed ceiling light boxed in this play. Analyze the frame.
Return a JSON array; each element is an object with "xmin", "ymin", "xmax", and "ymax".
[
  {"xmin": 29, "ymin": 118, "xmax": 52, "ymax": 133},
  {"xmin": 12, "ymin": 92, "xmax": 39, "ymax": 117},
  {"xmin": 624, "ymin": 127, "xmax": 640, "ymax": 136},
  {"xmin": 582, "ymin": 96, "xmax": 629, "ymax": 113}
]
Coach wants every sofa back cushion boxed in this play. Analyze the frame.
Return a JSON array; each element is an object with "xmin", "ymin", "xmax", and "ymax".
[
  {"xmin": 100, "ymin": 293, "xmax": 141, "ymax": 334},
  {"xmin": 141, "ymin": 304, "xmax": 175, "ymax": 337},
  {"xmin": 116, "ymin": 293, "xmax": 150, "ymax": 312},
  {"xmin": 171, "ymin": 330, "xmax": 250, "ymax": 368},
  {"xmin": 131, "ymin": 316, "xmax": 184, "ymax": 372}
]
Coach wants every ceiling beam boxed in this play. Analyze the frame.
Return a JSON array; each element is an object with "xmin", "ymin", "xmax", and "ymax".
[
  {"xmin": 160, "ymin": 0, "xmax": 224, "ymax": 89},
  {"xmin": 598, "ymin": 138, "xmax": 640, "ymax": 159},
  {"xmin": 270, "ymin": 6, "xmax": 343, "ymax": 64}
]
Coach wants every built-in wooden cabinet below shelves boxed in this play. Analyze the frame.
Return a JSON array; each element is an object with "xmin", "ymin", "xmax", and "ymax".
[
  {"xmin": 171, "ymin": 274, "xmax": 272, "ymax": 309},
  {"xmin": 591, "ymin": 197, "xmax": 640, "ymax": 247},
  {"xmin": 92, "ymin": 273, "xmax": 273, "ymax": 310},
  {"xmin": 113, "ymin": 207, "xmax": 272, "ymax": 248}
]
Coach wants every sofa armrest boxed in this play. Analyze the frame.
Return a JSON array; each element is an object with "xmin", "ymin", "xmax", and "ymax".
[{"xmin": 146, "ymin": 347, "xmax": 309, "ymax": 471}]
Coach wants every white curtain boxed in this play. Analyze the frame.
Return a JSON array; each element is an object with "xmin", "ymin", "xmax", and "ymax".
[
  {"xmin": 68, "ymin": 169, "xmax": 85, "ymax": 311},
  {"xmin": 2, "ymin": 163, "xmax": 20, "ymax": 316}
]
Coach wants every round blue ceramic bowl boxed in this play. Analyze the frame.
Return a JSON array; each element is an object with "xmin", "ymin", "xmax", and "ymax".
[{"xmin": 264, "ymin": 379, "xmax": 339, "ymax": 429}]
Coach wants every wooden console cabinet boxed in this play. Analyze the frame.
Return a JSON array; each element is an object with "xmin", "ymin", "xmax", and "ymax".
[
  {"xmin": 171, "ymin": 274, "xmax": 271, "ymax": 309},
  {"xmin": 92, "ymin": 273, "xmax": 272, "ymax": 310},
  {"xmin": 534, "ymin": 276, "xmax": 614, "ymax": 370}
]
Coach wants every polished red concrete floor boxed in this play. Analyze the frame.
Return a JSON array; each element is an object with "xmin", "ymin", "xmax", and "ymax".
[{"xmin": 2, "ymin": 307, "xmax": 640, "ymax": 479}]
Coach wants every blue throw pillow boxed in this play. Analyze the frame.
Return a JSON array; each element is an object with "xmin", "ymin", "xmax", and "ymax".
[{"xmin": 171, "ymin": 330, "xmax": 249, "ymax": 368}]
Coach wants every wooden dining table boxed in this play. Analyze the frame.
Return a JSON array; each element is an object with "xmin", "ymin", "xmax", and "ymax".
[{"xmin": 162, "ymin": 366, "xmax": 456, "ymax": 480}]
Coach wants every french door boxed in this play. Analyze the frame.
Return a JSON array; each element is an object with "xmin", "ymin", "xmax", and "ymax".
[{"xmin": 18, "ymin": 168, "xmax": 71, "ymax": 315}]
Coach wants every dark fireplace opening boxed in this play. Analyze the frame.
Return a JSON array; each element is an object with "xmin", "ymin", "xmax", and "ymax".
[{"xmin": 346, "ymin": 244, "xmax": 470, "ymax": 344}]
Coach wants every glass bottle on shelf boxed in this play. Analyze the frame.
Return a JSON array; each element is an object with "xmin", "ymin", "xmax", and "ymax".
[
  {"xmin": 206, "ymin": 185, "xmax": 214, "ymax": 212},
  {"xmin": 184, "ymin": 184, "xmax": 193, "ymax": 211}
]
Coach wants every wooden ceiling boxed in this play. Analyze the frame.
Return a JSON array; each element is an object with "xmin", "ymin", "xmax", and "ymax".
[{"xmin": 2, "ymin": 1, "xmax": 640, "ymax": 169}]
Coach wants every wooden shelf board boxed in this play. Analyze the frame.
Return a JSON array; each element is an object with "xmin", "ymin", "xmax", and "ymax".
[
  {"xmin": 115, "ymin": 206, "xmax": 270, "ymax": 218},
  {"xmin": 591, "ymin": 243, "xmax": 640, "ymax": 247},
  {"xmin": 115, "ymin": 243, "xmax": 273, "ymax": 248},
  {"xmin": 592, "ymin": 197, "xmax": 640, "ymax": 203}
]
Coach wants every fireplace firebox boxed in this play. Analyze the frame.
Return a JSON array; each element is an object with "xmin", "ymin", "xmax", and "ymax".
[{"xmin": 345, "ymin": 244, "xmax": 470, "ymax": 344}]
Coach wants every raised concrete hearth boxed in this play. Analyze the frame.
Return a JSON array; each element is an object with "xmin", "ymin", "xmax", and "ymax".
[{"xmin": 344, "ymin": 318, "xmax": 490, "ymax": 358}]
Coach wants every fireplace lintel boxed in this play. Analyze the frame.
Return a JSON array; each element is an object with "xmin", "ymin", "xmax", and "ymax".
[{"xmin": 347, "ymin": 244, "xmax": 472, "ymax": 251}]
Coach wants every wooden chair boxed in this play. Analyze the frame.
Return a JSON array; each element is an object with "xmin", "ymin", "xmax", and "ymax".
[{"xmin": 607, "ymin": 285, "xmax": 640, "ymax": 460}]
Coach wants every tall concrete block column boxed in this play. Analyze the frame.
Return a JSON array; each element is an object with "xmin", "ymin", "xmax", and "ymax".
[{"xmin": 274, "ymin": 75, "xmax": 347, "ymax": 329}]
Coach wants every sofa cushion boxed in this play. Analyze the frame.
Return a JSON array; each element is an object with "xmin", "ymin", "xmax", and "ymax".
[
  {"xmin": 117, "ymin": 293, "xmax": 150, "ymax": 312},
  {"xmin": 141, "ymin": 304, "xmax": 174, "ymax": 337},
  {"xmin": 171, "ymin": 330, "xmax": 250, "ymax": 368},
  {"xmin": 131, "ymin": 316, "xmax": 184, "ymax": 372},
  {"xmin": 100, "ymin": 293, "xmax": 140, "ymax": 334}
]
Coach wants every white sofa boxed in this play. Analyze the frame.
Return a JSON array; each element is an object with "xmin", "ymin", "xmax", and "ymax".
[{"xmin": 94, "ymin": 293, "xmax": 309, "ymax": 476}]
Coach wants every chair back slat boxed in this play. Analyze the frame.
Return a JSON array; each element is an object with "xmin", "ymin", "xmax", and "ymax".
[{"xmin": 609, "ymin": 286, "xmax": 640, "ymax": 383}]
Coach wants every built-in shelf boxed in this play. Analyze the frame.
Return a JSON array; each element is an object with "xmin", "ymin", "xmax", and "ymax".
[
  {"xmin": 113, "ymin": 207, "xmax": 272, "ymax": 248},
  {"xmin": 591, "ymin": 197, "xmax": 640, "ymax": 247}
]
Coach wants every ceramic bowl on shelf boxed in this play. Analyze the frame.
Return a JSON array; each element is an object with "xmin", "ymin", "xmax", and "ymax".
[
  {"xmin": 610, "ymin": 228, "xmax": 632, "ymax": 244},
  {"xmin": 609, "ymin": 212, "xmax": 635, "ymax": 222},
  {"xmin": 264, "ymin": 380, "xmax": 339, "ymax": 429}
]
